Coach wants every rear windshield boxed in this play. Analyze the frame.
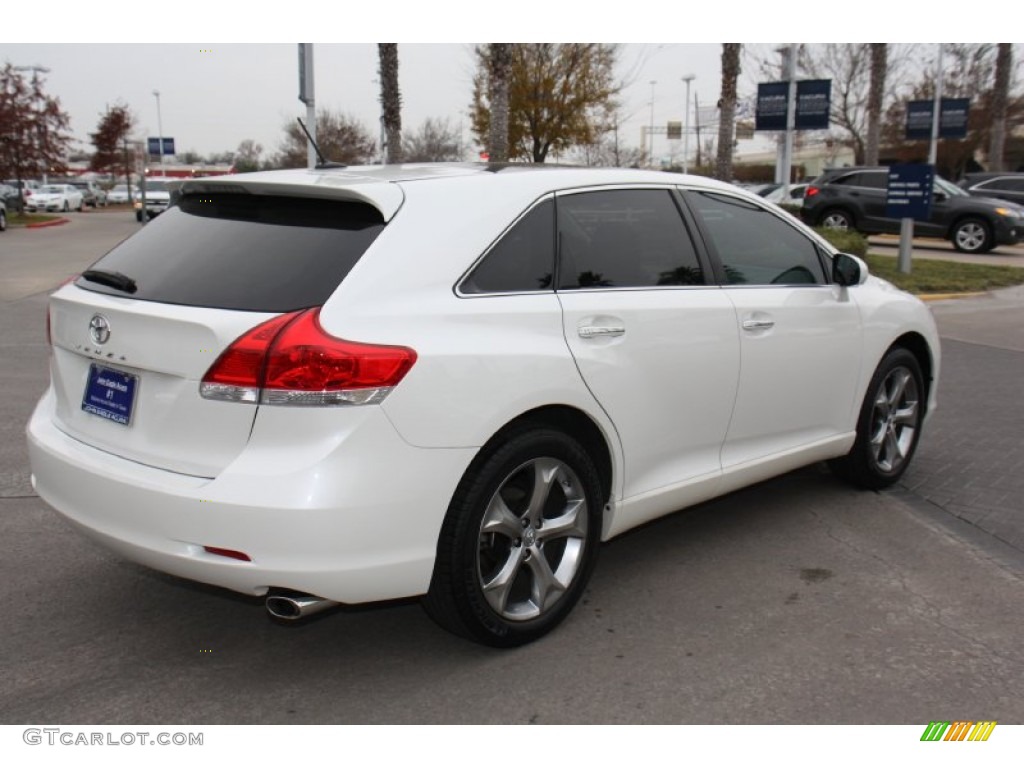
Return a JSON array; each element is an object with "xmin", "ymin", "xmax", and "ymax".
[{"xmin": 75, "ymin": 193, "xmax": 385, "ymax": 312}]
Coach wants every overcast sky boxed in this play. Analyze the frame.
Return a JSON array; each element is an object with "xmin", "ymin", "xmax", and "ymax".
[{"xmin": 4, "ymin": 4, "xmax": 953, "ymax": 165}]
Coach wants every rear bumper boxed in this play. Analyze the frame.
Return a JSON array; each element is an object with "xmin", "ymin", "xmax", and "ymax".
[{"xmin": 27, "ymin": 388, "xmax": 476, "ymax": 604}]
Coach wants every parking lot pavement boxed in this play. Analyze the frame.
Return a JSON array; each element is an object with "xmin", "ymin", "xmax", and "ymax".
[
  {"xmin": 868, "ymin": 235, "xmax": 1024, "ymax": 267},
  {"xmin": 899, "ymin": 286, "xmax": 1024, "ymax": 558}
]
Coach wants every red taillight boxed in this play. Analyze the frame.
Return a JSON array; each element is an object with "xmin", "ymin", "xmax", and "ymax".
[
  {"xmin": 200, "ymin": 308, "xmax": 417, "ymax": 407},
  {"xmin": 203, "ymin": 546, "xmax": 251, "ymax": 562},
  {"xmin": 805, "ymin": 185, "xmax": 820, "ymax": 198}
]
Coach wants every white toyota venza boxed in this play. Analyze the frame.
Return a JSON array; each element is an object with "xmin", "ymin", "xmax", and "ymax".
[{"xmin": 27, "ymin": 165, "xmax": 940, "ymax": 646}]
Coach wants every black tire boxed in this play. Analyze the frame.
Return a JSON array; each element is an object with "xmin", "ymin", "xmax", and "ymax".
[
  {"xmin": 0, "ymin": 210, "xmax": 6, "ymax": 232},
  {"xmin": 423, "ymin": 425, "xmax": 604, "ymax": 647},
  {"xmin": 62, "ymin": 201, "xmax": 70, "ymax": 212},
  {"xmin": 951, "ymin": 217, "xmax": 993, "ymax": 253},
  {"xmin": 135, "ymin": 210, "xmax": 144, "ymax": 222},
  {"xmin": 829, "ymin": 347, "xmax": 925, "ymax": 490},
  {"xmin": 819, "ymin": 208, "xmax": 854, "ymax": 231}
]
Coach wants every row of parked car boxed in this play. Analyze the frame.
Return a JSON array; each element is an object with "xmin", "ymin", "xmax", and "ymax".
[
  {"xmin": 740, "ymin": 170, "xmax": 1024, "ymax": 254},
  {"xmin": 1, "ymin": 179, "xmax": 143, "ymax": 212}
]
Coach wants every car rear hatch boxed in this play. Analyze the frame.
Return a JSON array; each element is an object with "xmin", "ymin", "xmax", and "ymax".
[{"xmin": 47, "ymin": 184, "xmax": 393, "ymax": 477}]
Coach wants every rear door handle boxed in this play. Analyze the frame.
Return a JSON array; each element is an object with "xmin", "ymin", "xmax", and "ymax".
[{"xmin": 578, "ymin": 325, "xmax": 626, "ymax": 339}]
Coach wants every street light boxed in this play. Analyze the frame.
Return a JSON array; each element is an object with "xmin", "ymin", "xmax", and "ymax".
[
  {"xmin": 152, "ymin": 90, "xmax": 164, "ymax": 171},
  {"xmin": 681, "ymin": 74, "xmax": 696, "ymax": 174},
  {"xmin": 648, "ymin": 80, "xmax": 657, "ymax": 168}
]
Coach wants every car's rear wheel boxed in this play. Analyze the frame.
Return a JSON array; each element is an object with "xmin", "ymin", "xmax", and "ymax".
[
  {"xmin": 0, "ymin": 210, "xmax": 6, "ymax": 232},
  {"xmin": 424, "ymin": 425, "xmax": 603, "ymax": 647},
  {"xmin": 62, "ymin": 201, "xmax": 70, "ymax": 212},
  {"xmin": 951, "ymin": 217, "xmax": 993, "ymax": 253},
  {"xmin": 820, "ymin": 208, "xmax": 854, "ymax": 230},
  {"xmin": 830, "ymin": 347, "xmax": 924, "ymax": 490}
]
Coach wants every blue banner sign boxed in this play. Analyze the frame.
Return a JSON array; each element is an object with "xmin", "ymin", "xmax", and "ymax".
[
  {"xmin": 795, "ymin": 79, "xmax": 831, "ymax": 130},
  {"xmin": 886, "ymin": 164, "xmax": 934, "ymax": 221},
  {"xmin": 905, "ymin": 99, "xmax": 970, "ymax": 141},
  {"xmin": 755, "ymin": 82, "xmax": 789, "ymax": 131},
  {"xmin": 147, "ymin": 137, "xmax": 176, "ymax": 157}
]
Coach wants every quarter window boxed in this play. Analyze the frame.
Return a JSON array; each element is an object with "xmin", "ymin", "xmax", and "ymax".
[
  {"xmin": 460, "ymin": 199, "xmax": 555, "ymax": 294},
  {"xmin": 686, "ymin": 191, "xmax": 828, "ymax": 286},
  {"xmin": 556, "ymin": 189, "xmax": 703, "ymax": 289}
]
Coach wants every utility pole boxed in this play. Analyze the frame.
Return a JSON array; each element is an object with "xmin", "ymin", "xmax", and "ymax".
[
  {"xmin": 682, "ymin": 74, "xmax": 695, "ymax": 174},
  {"xmin": 928, "ymin": 44, "xmax": 943, "ymax": 167},
  {"xmin": 780, "ymin": 44, "xmax": 797, "ymax": 199},
  {"xmin": 648, "ymin": 80, "xmax": 657, "ymax": 168},
  {"xmin": 298, "ymin": 44, "xmax": 316, "ymax": 169},
  {"xmin": 152, "ymin": 90, "xmax": 165, "ymax": 173}
]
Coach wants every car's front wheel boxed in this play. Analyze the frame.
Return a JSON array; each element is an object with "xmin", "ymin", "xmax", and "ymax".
[
  {"xmin": 830, "ymin": 347, "xmax": 925, "ymax": 490},
  {"xmin": 62, "ymin": 201, "xmax": 70, "ymax": 212},
  {"xmin": 951, "ymin": 217, "xmax": 993, "ymax": 253},
  {"xmin": 424, "ymin": 425, "xmax": 603, "ymax": 647},
  {"xmin": 0, "ymin": 210, "xmax": 6, "ymax": 232}
]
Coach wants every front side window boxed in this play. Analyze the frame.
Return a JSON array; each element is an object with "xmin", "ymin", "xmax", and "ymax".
[
  {"xmin": 685, "ymin": 191, "xmax": 828, "ymax": 286},
  {"xmin": 460, "ymin": 199, "xmax": 554, "ymax": 294},
  {"xmin": 556, "ymin": 189, "xmax": 703, "ymax": 290}
]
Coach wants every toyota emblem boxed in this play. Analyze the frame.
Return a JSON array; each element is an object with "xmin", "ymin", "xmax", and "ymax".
[{"xmin": 89, "ymin": 314, "xmax": 111, "ymax": 345}]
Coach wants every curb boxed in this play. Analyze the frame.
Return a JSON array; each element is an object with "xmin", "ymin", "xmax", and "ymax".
[
  {"xmin": 25, "ymin": 218, "xmax": 71, "ymax": 229},
  {"xmin": 918, "ymin": 292, "xmax": 988, "ymax": 302}
]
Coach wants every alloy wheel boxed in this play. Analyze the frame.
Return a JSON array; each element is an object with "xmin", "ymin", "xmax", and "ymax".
[
  {"xmin": 476, "ymin": 457, "xmax": 588, "ymax": 621},
  {"xmin": 868, "ymin": 366, "xmax": 920, "ymax": 474}
]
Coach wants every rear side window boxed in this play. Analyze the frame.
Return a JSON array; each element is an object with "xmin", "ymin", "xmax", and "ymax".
[
  {"xmin": 460, "ymin": 199, "xmax": 554, "ymax": 294},
  {"xmin": 75, "ymin": 193, "xmax": 385, "ymax": 312},
  {"xmin": 556, "ymin": 189, "xmax": 704, "ymax": 289}
]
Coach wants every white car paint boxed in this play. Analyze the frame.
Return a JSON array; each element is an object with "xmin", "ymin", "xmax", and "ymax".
[
  {"xmin": 27, "ymin": 164, "xmax": 940, "ymax": 628},
  {"xmin": 26, "ymin": 184, "xmax": 83, "ymax": 213}
]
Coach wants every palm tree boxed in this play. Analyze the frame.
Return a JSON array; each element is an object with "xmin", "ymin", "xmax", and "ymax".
[
  {"xmin": 988, "ymin": 44, "xmax": 1013, "ymax": 171},
  {"xmin": 715, "ymin": 44, "xmax": 741, "ymax": 181},
  {"xmin": 378, "ymin": 44, "xmax": 402, "ymax": 164},
  {"xmin": 488, "ymin": 44, "xmax": 512, "ymax": 163},
  {"xmin": 864, "ymin": 44, "xmax": 886, "ymax": 166}
]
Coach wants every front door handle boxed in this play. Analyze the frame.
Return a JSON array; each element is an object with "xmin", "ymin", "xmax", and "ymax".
[
  {"xmin": 578, "ymin": 325, "xmax": 626, "ymax": 339},
  {"xmin": 741, "ymin": 318, "xmax": 775, "ymax": 331}
]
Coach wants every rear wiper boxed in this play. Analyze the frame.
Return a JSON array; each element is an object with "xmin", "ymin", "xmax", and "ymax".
[{"xmin": 81, "ymin": 269, "xmax": 138, "ymax": 294}]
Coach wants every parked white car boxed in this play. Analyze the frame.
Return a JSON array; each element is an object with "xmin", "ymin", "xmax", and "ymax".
[
  {"xmin": 107, "ymin": 184, "xmax": 139, "ymax": 204},
  {"xmin": 763, "ymin": 183, "xmax": 809, "ymax": 205},
  {"xmin": 27, "ymin": 164, "xmax": 940, "ymax": 646},
  {"xmin": 25, "ymin": 184, "xmax": 84, "ymax": 213}
]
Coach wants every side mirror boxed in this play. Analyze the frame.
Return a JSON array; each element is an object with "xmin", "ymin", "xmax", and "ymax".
[
  {"xmin": 933, "ymin": 190, "xmax": 948, "ymax": 202},
  {"xmin": 833, "ymin": 252, "xmax": 869, "ymax": 287}
]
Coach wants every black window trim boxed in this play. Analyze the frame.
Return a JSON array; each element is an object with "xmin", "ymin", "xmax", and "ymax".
[
  {"xmin": 678, "ymin": 187, "xmax": 836, "ymax": 289},
  {"xmin": 454, "ymin": 193, "xmax": 556, "ymax": 299},
  {"xmin": 551, "ymin": 184, "xmax": 714, "ymax": 293}
]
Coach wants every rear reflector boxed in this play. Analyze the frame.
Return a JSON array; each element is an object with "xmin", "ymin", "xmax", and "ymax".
[
  {"xmin": 200, "ymin": 308, "xmax": 416, "ymax": 407},
  {"xmin": 203, "ymin": 546, "xmax": 252, "ymax": 562}
]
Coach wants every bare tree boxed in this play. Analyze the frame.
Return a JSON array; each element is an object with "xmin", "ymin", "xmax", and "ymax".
[
  {"xmin": 487, "ymin": 44, "xmax": 513, "ymax": 162},
  {"xmin": 988, "ymin": 43, "xmax": 1013, "ymax": 171},
  {"xmin": 864, "ymin": 44, "xmax": 887, "ymax": 166},
  {"xmin": 378, "ymin": 43, "xmax": 402, "ymax": 164},
  {"xmin": 403, "ymin": 118, "xmax": 462, "ymax": 162},
  {"xmin": 715, "ymin": 44, "xmax": 741, "ymax": 180},
  {"xmin": 0, "ymin": 64, "xmax": 72, "ymax": 187},
  {"xmin": 274, "ymin": 111, "xmax": 375, "ymax": 168}
]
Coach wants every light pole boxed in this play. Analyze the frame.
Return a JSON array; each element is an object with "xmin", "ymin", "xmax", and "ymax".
[
  {"xmin": 152, "ymin": 90, "xmax": 164, "ymax": 172},
  {"xmin": 681, "ymin": 74, "xmax": 695, "ymax": 174},
  {"xmin": 648, "ymin": 80, "xmax": 657, "ymax": 168}
]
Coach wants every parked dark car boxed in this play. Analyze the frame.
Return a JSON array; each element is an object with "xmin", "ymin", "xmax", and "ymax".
[
  {"xmin": 958, "ymin": 172, "xmax": 1024, "ymax": 207},
  {"xmin": 801, "ymin": 166, "xmax": 1024, "ymax": 253}
]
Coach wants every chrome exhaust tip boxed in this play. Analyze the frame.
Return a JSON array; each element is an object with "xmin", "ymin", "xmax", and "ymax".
[{"xmin": 266, "ymin": 591, "xmax": 339, "ymax": 621}]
